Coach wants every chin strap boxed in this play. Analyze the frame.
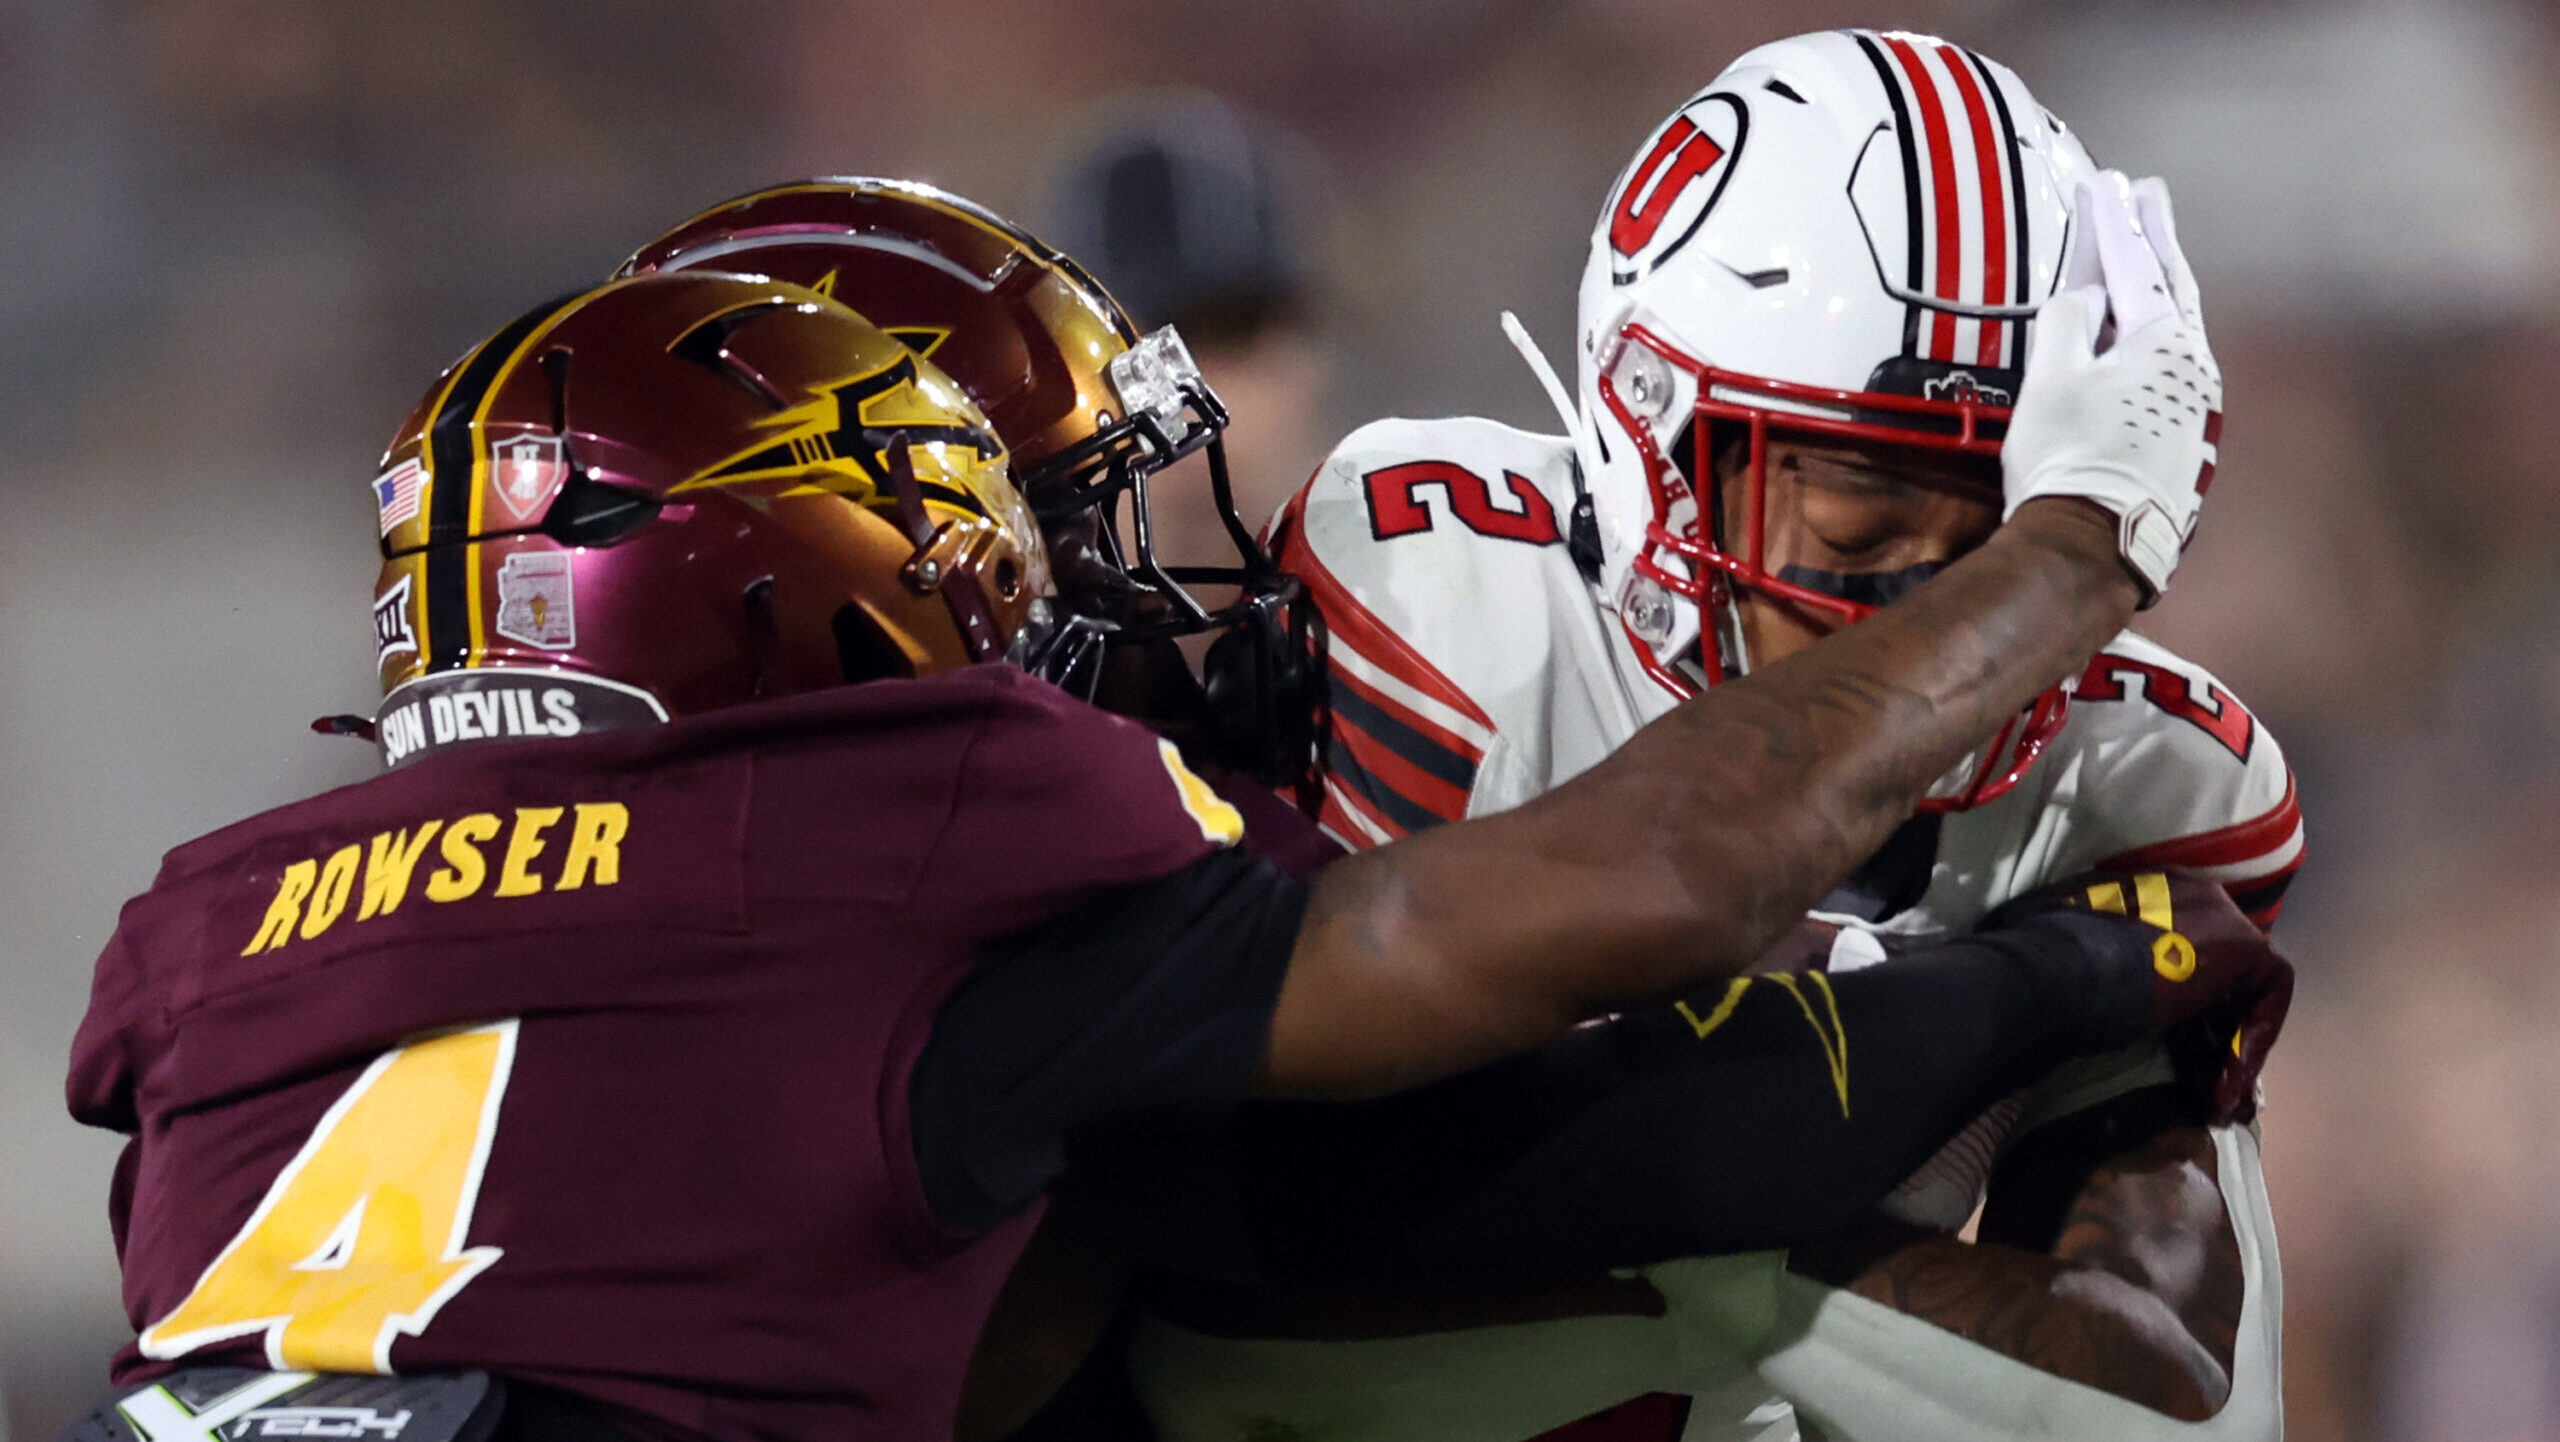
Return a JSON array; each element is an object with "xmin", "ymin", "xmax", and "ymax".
[
  {"xmin": 885, "ymin": 434, "xmax": 1007, "ymax": 664},
  {"xmin": 1500, "ymin": 311, "xmax": 1607, "ymax": 583}
]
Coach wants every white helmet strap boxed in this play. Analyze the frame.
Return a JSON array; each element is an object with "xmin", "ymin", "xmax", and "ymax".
[{"xmin": 1500, "ymin": 309, "xmax": 1608, "ymax": 581}]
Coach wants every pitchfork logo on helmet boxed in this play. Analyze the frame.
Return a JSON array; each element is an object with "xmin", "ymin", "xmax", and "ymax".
[
  {"xmin": 672, "ymin": 350, "xmax": 1009, "ymax": 511},
  {"xmin": 1574, "ymin": 28, "xmax": 2097, "ymax": 810}
]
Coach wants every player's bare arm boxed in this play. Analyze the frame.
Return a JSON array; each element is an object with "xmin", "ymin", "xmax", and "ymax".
[
  {"xmin": 1742, "ymin": 877, "xmax": 2285, "ymax": 1435},
  {"xmin": 1792, "ymin": 1091, "xmax": 2243, "ymax": 1421},
  {"xmin": 1264, "ymin": 495, "xmax": 2134, "ymax": 1098},
  {"xmin": 1260, "ymin": 173, "xmax": 2216, "ymax": 1100}
]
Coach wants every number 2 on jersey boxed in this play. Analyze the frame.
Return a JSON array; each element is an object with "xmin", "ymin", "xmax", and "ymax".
[
  {"xmin": 140, "ymin": 1021, "xmax": 517, "ymax": 1374},
  {"xmin": 1363, "ymin": 461, "xmax": 1561, "ymax": 546}
]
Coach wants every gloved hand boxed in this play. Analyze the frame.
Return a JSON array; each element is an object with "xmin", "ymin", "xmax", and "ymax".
[
  {"xmin": 1991, "ymin": 868, "xmax": 2293, "ymax": 1125},
  {"xmin": 2001, "ymin": 172, "xmax": 2222, "ymax": 606}
]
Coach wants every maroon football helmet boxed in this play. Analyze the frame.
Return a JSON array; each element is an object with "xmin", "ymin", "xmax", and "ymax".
[
  {"xmin": 619, "ymin": 178, "xmax": 1326, "ymax": 785},
  {"xmin": 363, "ymin": 271, "xmax": 1049, "ymax": 766}
]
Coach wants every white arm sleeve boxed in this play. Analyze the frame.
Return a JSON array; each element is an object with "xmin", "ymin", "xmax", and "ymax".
[{"xmin": 1754, "ymin": 1123, "xmax": 2281, "ymax": 1442}]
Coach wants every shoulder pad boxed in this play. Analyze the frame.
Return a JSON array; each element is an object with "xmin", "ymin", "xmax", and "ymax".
[
  {"xmin": 1271, "ymin": 419, "xmax": 1592, "ymax": 845},
  {"xmin": 2060, "ymin": 633, "xmax": 2303, "ymax": 926},
  {"xmin": 1289, "ymin": 417, "xmax": 1580, "ymax": 577}
]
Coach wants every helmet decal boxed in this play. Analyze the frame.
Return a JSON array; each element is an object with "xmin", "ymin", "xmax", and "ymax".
[
  {"xmin": 417, "ymin": 292, "xmax": 580, "ymax": 674},
  {"xmin": 1849, "ymin": 32, "xmax": 2038, "ymax": 367},
  {"xmin": 373, "ymin": 459, "xmax": 424, "ymax": 536},
  {"xmin": 489, "ymin": 433, "xmax": 569, "ymax": 525},
  {"xmin": 1604, "ymin": 92, "xmax": 1748, "ymax": 285},
  {"xmin": 492, "ymin": 551, "xmax": 576, "ymax": 651},
  {"xmin": 372, "ymin": 574, "xmax": 418, "ymax": 669},
  {"xmin": 883, "ymin": 325, "xmax": 951, "ymax": 359},
  {"xmin": 672, "ymin": 350, "xmax": 1005, "ymax": 517}
]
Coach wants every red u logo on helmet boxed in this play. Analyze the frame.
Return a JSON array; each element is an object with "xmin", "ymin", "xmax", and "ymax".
[
  {"xmin": 1611, "ymin": 118, "xmax": 1725, "ymax": 257},
  {"xmin": 1603, "ymin": 94, "xmax": 1748, "ymax": 282}
]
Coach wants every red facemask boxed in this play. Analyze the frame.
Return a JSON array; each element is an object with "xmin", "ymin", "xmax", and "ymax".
[{"xmin": 1596, "ymin": 320, "xmax": 2071, "ymax": 812}]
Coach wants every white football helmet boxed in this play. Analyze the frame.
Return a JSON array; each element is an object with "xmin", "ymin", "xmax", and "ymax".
[{"xmin": 1573, "ymin": 29, "xmax": 2097, "ymax": 809}]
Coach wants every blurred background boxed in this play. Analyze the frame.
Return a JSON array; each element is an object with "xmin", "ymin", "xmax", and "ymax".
[{"xmin": 2, "ymin": 0, "xmax": 2556, "ymax": 1437}]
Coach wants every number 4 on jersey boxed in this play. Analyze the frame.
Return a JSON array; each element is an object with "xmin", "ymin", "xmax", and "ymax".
[{"xmin": 139, "ymin": 1022, "xmax": 518, "ymax": 1374}]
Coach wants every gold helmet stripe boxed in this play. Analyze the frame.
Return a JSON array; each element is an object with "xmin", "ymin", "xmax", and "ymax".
[{"xmin": 417, "ymin": 290, "xmax": 586, "ymax": 672}]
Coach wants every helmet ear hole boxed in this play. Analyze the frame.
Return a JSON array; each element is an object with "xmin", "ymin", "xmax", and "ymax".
[
  {"xmin": 831, "ymin": 603, "xmax": 915, "ymax": 687},
  {"xmin": 542, "ymin": 475, "xmax": 662, "ymax": 547},
  {"xmin": 1199, "ymin": 583, "xmax": 1330, "ymax": 789}
]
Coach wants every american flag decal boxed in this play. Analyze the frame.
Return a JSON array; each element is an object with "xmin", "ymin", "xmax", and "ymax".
[{"xmin": 373, "ymin": 459, "xmax": 425, "ymax": 537}]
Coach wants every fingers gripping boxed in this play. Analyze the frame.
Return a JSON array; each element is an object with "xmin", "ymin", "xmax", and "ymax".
[
  {"xmin": 2224, "ymin": 962, "xmax": 2293, "ymax": 1124},
  {"xmin": 2002, "ymin": 171, "xmax": 2222, "ymax": 602},
  {"xmin": 2024, "ymin": 287, "xmax": 2106, "ymax": 376},
  {"xmin": 2000, "ymin": 868, "xmax": 2295, "ymax": 1127},
  {"xmin": 2082, "ymin": 176, "xmax": 2176, "ymax": 338},
  {"xmin": 2131, "ymin": 177, "xmax": 2204, "ymax": 332}
]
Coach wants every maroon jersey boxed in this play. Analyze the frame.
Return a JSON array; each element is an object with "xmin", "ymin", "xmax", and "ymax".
[{"xmin": 66, "ymin": 666, "xmax": 1287, "ymax": 1441}]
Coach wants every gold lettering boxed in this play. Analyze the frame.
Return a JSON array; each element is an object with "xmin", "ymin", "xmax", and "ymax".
[
  {"xmin": 1673, "ymin": 977, "xmax": 1753, "ymax": 1040},
  {"xmin": 2132, "ymin": 872, "xmax": 2176, "ymax": 931},
  {"xmin": 1768, "ymin": 972, "xmax": 1852, "ymax": 1119},
  {"xmin": 243, "ymin": 860, "xmax": 318, "ymax": 955},
  {"xmin": 555, "ymin": 803, "xmax": 628, "ymax": 890},
  {"xmin": 359, "ymin": 823, "xmax": 443, "ymax": 920},
  {"xmin": 298, "ymin": 845, "xmax": 363, "ymax": 941},
  {"xmin": 424, "ymin": 814, "xmax": 502, "ymax": 902},
  {"xmin": 1155, "ymin": 738, "xmax": 1244, "ymax": 845},
  {"xmin": 493, "ymin": 807, "xmax": 564, "ymax": 898}
]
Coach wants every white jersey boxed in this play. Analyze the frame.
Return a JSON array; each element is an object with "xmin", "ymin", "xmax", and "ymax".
[
  {"xmin": 1279, "ymin": 416, "xmax": 2299, "ymax": 928},
  {"xmin": 1134, "ymin": 417, "xmax": 2301, "ymax": 1442}
]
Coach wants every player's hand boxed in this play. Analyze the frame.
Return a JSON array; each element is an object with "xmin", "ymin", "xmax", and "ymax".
[
  {"xmin": 1993, "ymin": 869, "xmax": 2292, "ymax": 1125},
  {"xmin": 2001, "ymin": 172, "xmax": 2222, "ymax": 607}
]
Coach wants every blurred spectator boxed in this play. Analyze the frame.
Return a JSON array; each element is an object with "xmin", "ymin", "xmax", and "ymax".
[{"xmin": 1043, "ymin": 90, "xmax": 1334, "ymax": 561}]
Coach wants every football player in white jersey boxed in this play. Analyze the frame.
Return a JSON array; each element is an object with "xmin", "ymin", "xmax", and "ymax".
[{"xmin": 1131, "ymin": 30, "xmax": 2296, "ymax": 1442}]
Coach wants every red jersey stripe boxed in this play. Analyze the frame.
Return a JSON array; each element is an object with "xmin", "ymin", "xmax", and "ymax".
[
  {"xmin": 2099, "ymin": 776, "xmax": 2304, "ymax": 876},
  {"xmin": 1328, "ymin": 710, "xmax": 1474, "ymax": 826},
  {"xmin": 1271, "ymin": 488, "xmax": 1496, "ymax": 734},
  {"xmin": 1321, "ymin": 770, "xmax": 1404, "ymax": 846},
  {"xmin": 1329, "ymin": 650, "xmax": 1488, "ymax": 768}
]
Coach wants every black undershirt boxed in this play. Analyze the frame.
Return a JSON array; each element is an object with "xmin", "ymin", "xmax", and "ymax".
[
  {"xmin": 911, "ymin": 845, "xmax": 2156, "ymax": 1276},
  {"xmin": 910, "ymin": 849, "xmax": 1306, "ymax": 1232},
  {"xmin": 1232, "ymin": 908, "xmax": 2148, "ymax": 1281}
]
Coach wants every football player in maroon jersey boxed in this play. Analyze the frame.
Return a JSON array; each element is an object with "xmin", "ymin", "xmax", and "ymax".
[{"xmin": 64, "ymin": 256, "xmax": 2280, "ymax": 1442}]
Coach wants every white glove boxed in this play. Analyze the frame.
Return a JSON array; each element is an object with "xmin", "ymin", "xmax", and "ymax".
[{"xmin": 2001, "ymin": 172, "xmax": 2222, "ymax": 606}]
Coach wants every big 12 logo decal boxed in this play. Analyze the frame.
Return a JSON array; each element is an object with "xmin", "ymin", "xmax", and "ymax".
[{"xmin": 1605, "ymin": 91, "xmax": 1748, "ymax": 284}]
